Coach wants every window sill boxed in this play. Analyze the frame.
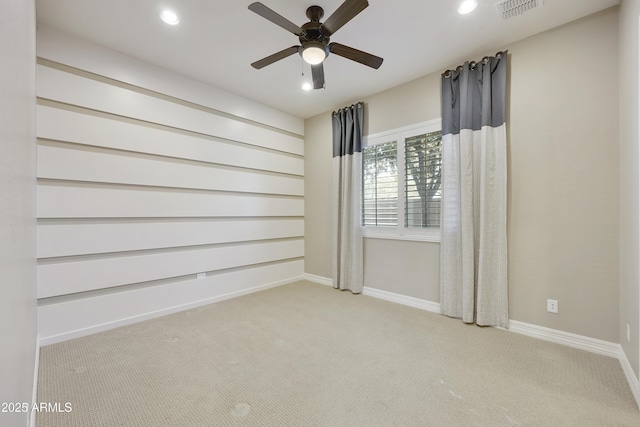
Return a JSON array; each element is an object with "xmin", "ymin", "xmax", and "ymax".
[{"xmin": 362, "ymin": 231, "xmax": 441, "ymax": 243}]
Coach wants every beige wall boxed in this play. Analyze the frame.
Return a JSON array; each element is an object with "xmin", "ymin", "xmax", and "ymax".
[
  {"xmin": 304, "ymin": 113, "xmax": 334, "ymax": 278},
  {"xmin": 364, "ymin": 239, "xmax": 440, "ymax": 301},
  {"xmin": 0, "ymin": 0, "xmax": 37, "ymax": 425},
  {"xmin": 508, "ymin": 9, "xmax": 619, "ymax": 342},
  {"xmin": 305, "ymin": 8, "xmax": 620, "ymax": 343},
  {"xmin": 619, "ymin": 0, "xmax": 640, "ymax": 379}
]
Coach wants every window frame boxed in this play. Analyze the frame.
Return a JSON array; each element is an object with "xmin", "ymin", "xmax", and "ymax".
[{"xmin": 362, "ymin": 118, "xmax": 442, "ymax": 243}]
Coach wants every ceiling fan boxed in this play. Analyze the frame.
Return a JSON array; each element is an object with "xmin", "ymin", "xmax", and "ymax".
[{"xmin": 248, "ymin": 0, "xmax": 383, "ymax": 90}]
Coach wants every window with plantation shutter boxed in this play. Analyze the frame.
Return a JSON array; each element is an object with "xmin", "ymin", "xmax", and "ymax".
[
  {"xmin": 362, "ymin": 141, "xmax": 398, "ymax": 226},
  {"xmin": 362, "ymin": 119, "xmax": 442, "ymax": 242},
  {"xmin": 405, "ymin": 131, "xmax": 442, "ymax": 228}
]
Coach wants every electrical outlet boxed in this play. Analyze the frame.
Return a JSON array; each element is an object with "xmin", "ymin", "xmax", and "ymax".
[
  {"xmin": 547, "ymin": 299, "xmax": 558, "ymax": 314},
  {"xmin": 627, "ymin": 324, "xmax": 631, "ymax": 342},
  {"xmin": 197, "ymin": 273, "xmax": 206, "ymax": 279}
]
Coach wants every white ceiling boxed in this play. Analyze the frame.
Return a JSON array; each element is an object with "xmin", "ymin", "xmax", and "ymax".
[{"xmin": 36, "ymin": 0, "xmax": 618, "ymax": 119}]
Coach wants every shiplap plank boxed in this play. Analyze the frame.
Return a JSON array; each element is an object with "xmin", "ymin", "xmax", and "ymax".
[
  {"xmin": 38, "ymin": 143, "xmax": 304, "ymax": 196},
  {"xmin": 38, "ymin": 260, "xmax": 305, "ymax": 344},
  {"xmin": 37, "ymin": 65, "xmax": 304, "ymax": 155},
  {"xmin": 38, "ymin": 239, "xmax": 304, "ymax": 298},
  {"xmin": 38, "ymin": 184, "xmax": 304, "ymax": 218},
  {"xmin": 37, "ymin": 105, "xmax": 304, "ymax": 176},
  {"xmin": 37, "ymin": 26, "xmax": 304, "ymax": 135},
  {"xmin": 38, "ymin": 219, "xmax": 304, "ymax": 258}
]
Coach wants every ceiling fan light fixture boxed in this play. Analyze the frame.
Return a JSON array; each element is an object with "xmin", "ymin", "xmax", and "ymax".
[
  {"xmin": 302, "ymin": 82, "xmax": 313, "ymax": 91},
  {"xmin": 458, "ymin": 0, "xmax": 478, "ymax": 14},
  {"xmin": 302, "ymin": 45, "xmax": 326, "ymax": 65}
]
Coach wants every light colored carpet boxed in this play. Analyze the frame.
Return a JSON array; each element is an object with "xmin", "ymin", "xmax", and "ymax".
[{"xmin": 37, "ymin": 280, "xmax": 640, "ymax": 426}]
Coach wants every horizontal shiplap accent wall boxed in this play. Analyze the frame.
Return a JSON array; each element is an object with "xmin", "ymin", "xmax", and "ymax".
[{"xmin": 36, "ymin": 27, "xmax": 305, "ymax": 343}]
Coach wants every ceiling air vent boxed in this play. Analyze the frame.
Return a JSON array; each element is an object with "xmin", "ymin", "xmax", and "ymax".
[{"xmin": 495, "ymin": 0, "xmax": 543, "ymax": 20}]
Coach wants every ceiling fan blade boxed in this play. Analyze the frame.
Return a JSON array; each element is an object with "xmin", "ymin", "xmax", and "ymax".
[
  {"xmin": 248, "ymin": 2, "xmax": 305, "ymax": 36},
  {"xmin": 329, "ymin": 43, "xmax": 383, "ymax": 69},
  {"xmin": 251, "ymin": 46, "xmax": 300, "ymax": 69},
  {"xmin": 311, "ymin": 63, "xmax": 325, "ymax": 89},
  {"xmin": 322, "ymin": 0, "xmax": 369, "ymax": 35}
]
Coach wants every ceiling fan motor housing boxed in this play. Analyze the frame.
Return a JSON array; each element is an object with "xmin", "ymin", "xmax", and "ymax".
[{"xmin": 300, "ymin": 6, "xmax": 330, "ymax": 58}]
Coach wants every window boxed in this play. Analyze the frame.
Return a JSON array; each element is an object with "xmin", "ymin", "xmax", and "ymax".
[
  {"xmin": 362, "ymin": 119, "xmax": 442, "ymax": 241},
  {"xmin": 363, "ymin": 141, "xmax": 398, "ymax": 226},
  {"xmin": 405, "ymin": 130, "xmax": 442, "ymax": 228}
]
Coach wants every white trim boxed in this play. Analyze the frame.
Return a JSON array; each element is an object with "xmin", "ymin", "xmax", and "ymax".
[
  {"xmin": 306, "ymin": 274, "xmax": 640, "ymax": 410},
  {"xmin": 505, "ymin": 320, "xmax": 620, "ymax": 358},
  {"xmin": 620, "ymin": 345, "xmax": 640, "ymax": 409},
  {"xmin": 303, "ymin": 274, "xmax": 623, "ymax": 359},
  {"xmin": 365, "ymin": 118, "xmax": 442, "ymax": 141},
  {"xmin": 29, "ymin": 335, "xmax": 40, "ymax": 427},
  {"xmin": 302, "ymin": 273, "xmax": 333, "ymax": 286},
  {"xmin": 304, "ymin": 274, "xmax": 441, "ymax": 312},
  {"xmin": 362, "ymin": 286, "xmax": 441, "ymax": 313},
  {"xmin": 39, "ymin": 276, "xmax": 304, "ymax": 346},
  {"xmin": 362, "ymin": 232, "xmax": 441, "ymax": 243}
]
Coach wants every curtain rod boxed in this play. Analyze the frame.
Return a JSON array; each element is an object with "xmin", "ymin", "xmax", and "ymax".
[
  {"xmin": 332, "ymin": 101, "xmax": 364, "ymax": 116},
  {"xmin": 442, "ymin": 51, "xmax": 506, "ymax": 78}
]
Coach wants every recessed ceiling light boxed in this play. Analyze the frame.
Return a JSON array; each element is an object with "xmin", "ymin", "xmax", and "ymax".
[
  {"xmin": 160, "ymin": 10, "xmax": 180, "ymax": 25},
  {"xmin": 458, "ymin": 0, "xmax": 478, "ymax": 14},
  {"xmin": 302, "ymin": 82, "xmax": 313, "ymax": 91}
]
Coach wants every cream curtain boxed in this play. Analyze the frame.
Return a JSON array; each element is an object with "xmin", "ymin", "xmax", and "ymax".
[
  {"xmin": 332, "ymin": 102, "xmax": 364, "ymax": 293},
  {"xmin": 440, "ymin": 52, "xmax": 509, "ymax": 327}
]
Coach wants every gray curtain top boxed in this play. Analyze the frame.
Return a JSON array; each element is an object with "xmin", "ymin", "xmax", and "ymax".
[
  {"xmin": 441, "ymin": 51, "xmax": 507, "ymax": 136},
  {"xmin": 332, "ymin": 102, "xmax": 364, "ymax": 157}
]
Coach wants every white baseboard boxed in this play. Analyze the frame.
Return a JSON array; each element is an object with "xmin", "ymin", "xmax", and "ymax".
[
  {"xmin": 506, "ymin": 320, "xmax": 620, "ymax": 358},
  {"xmin": 619, "ymin": 347, "xmax": 640, "ymax": 409},
  {"xmin": 40, "ymin": 272, "xmax": 305, "ymax": 346},
  {"xmin": 302, "ymin": 273, "xmax": 333, "ymax": 286},
  {"xmin": 304, "ymin": 273, "xmax": 639, "ymax": 408},
  {"xmin": 304, "ymin": 273, "xmax": 622, "ymax": 357},
  {"xmin": 29, "ymin": 335, "xmax": 40, "ymax": 427},
  {"xmin": 361, "ymin": 286, "xmax": 441, "ymax": 314},
  {"xmin": 303, "ymin": 274, "xmax": 441, "ymax": 313},
  {"xmin": 305, "ymin": 274, "xmax": 441, "ymax": 313}
]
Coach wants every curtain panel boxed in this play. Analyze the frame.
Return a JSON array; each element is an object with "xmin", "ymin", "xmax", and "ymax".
[
  {"xmin": 332, "ymin": 102, "xmax": 364, "ymax": 293},
  {"xmin": 440, "ymin": 52, "xmax": 509, "ymax": 327}
]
